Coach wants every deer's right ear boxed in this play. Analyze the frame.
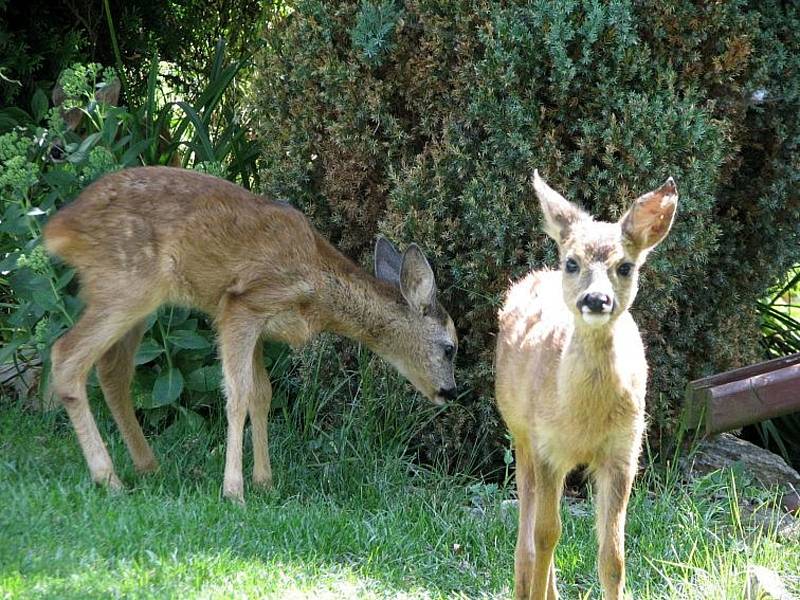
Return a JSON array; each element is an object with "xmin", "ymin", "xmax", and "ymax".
[
  {"xmin": 374, "ymin": 236, "xmax": 402, "ymax": 286},
  {"xmin": 531, "ymin": 170, "xmax": 586, "ymax": 243}
]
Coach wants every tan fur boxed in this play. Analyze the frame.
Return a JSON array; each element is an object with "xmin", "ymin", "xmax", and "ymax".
[
  {"xmin": 496, "ymin": 171, "xmax": 678, "ymax": 599},
  {"xmin": 44, "ymin": 166, "xmax": 457, "ymax": 502}
]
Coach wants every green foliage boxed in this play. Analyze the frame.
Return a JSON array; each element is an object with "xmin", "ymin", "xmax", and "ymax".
[
  {"xmin": 755, "ymin": 266, "xmax": 800, "ymax": 469},
  {"xmin": 0, "ymin": 49, "xmax": 265, "ymax": 421},
  {"xmin": 252, "ymin": 0, "xmax": 800, "ymax": 469},
  {"xmin": 351, "ymin": 1, "xmax": 403, "ymax": 66},
  {"xmin": 0, "ymin": 0, "xmax": 269, "ymax": 106},
  {"xmin": 759, "ymin": 266, "xmax": 800, "ymax": 359}
]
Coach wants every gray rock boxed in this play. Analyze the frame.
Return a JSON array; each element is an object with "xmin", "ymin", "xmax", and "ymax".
[
  {"xmin": 746, "ymin": 565, "xmax": 796, "ymax": 600},
  {"xmin": 685, "ymin": 433, "xmax": 800, "ymax": 491}
]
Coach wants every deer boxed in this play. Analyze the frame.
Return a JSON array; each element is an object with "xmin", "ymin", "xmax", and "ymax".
[
  {"xmin": 43, "ymin": 166, "xmax": 458, "ymax": 503},
  {"xmin": 495, "ymin": 171, "xmax": 678, "ymax": 599}
]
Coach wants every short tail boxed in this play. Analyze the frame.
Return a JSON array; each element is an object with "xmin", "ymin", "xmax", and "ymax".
[{"xmin": 42, "ymin": 212, "xmax": 85, "ymax": 265}]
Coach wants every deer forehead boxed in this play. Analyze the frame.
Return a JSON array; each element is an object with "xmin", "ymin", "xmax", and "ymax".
[{"xmin": 562, "ymin": 221, "xmax": 629, "ymax": 265}]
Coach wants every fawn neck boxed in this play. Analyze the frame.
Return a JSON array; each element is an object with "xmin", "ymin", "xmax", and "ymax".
[
  {"xmin": 313, "ymin": 240, "xmax": 412, "ymax": 360},
  {"xmin": 558, "ymin": 311, "xmax": 627, "ymax": 401}
]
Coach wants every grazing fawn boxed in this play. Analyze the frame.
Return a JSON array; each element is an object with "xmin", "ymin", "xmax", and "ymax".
[
  {"xmin": 496, "ymin": 171, "xmax": 678, "ymax": 599},
  {"xmin": 44, "ymin": 166, "xmax": 458, "ymax": 502}
]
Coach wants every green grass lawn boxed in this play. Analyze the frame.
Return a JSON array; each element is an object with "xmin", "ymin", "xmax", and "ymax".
[{"xmin": 1, "ymin": 394, "xmax": 798, "ymax": 599}]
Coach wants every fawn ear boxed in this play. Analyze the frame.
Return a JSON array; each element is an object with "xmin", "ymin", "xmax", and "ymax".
[
  {"xmin": 374, "ymin": 236, "xmax": 402, "ymax": 286},
  {"xmin": 620, "ymin": 177, "xmax": 678, "ymax": 251},
  {"xmin": 400, "ymin": 244, "xmax": 437, "ymax": 313},
  {"xmin": 95, "ymin": 77, "xmax": 121, "ymax": 107},
  {"xmin": 532, "ymin": 170, "xmax": 586, "ymax": 242}
]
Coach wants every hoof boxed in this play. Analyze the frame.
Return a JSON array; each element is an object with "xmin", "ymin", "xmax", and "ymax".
[
  {"xmin": 252, "ymin": 474, "xmax": 273, "ymax": 491},
  {"xmin": 95, "ymin": 472, "xmax": 124, "ymax": 492},
  {"xmin": 135, "ymin": 459, "xmax": 160, "ymax": 475},
  {"xmin": 223, "ymin": 481, "xmax": 245, "ymax": 505}
]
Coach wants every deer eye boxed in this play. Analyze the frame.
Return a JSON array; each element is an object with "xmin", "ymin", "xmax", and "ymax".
[
  {"xmin": 443, "ymin": 343, "xmax": 455, "ymax": 361},
  {"xmin": 617, "ymin": 262, "xmax": 634, "ymax": 277},
  {"xmin": 565, "ymin": 258, "xmax": 580, "ymax": 274}
]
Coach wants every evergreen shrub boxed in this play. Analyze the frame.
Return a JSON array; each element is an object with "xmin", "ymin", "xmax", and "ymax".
[{"xmin": 251, "ymin": 0, "xmax": 800, "ymax": 469}]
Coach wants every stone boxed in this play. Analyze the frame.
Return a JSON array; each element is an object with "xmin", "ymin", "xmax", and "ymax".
[
  {"xmin": 685, "ymin": 433, "xmax": 800, "ymax": 492},
  {"xmin": 741, "ymin": 504, "xmax": 800, "ymax": 543},
  {"xmin": 745, "ymin": 565, "xmax": 796, "ymax": 600}
]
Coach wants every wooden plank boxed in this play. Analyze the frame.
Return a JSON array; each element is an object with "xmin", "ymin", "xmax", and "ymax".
[
  {"xmin": 685, "ymin": 361, "xmax": 800, "ymax": 435},
  {"xmin": 706, "ymin": 363, "xmax": 800, "ymax": 433},
  {"xmin": 689, "ymin": 352, "xmax": 800, "ymax": 390}
]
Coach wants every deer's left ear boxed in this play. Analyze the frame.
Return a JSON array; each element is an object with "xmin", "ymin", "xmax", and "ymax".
[
  {"xmin": 400, "ymin": 244, "xmax": 437, "ymax": 313},
  {"xmin": 620, "ymin": 177, "xmax": 678, "ymax": 251}
]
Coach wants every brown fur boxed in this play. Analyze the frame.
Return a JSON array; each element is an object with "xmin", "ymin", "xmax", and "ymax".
[
  {"xmin": 44, "ymin": 166, "xmax": 457, "ymax": 502},
  {"xmin": 496, "ymin": 171, "xmax": 678, "ymax": 599}
]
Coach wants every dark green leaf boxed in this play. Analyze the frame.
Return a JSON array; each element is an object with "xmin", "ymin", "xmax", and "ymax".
[
  {"xmin": 151, "ymin": 367, "xmax": 184, "ymax": 407},
  {"xmin": 134, "ymin": 340, "xmax": 165, "ymax": 365},
  {"xmin": 186, "ymin": 364, "xmax": 222, "ymax": 392},
  {"xmin": 0, "ymin": 338, "xmax": 25, "ymax": 364},
  {"xmin": 176, "ymin": 101, "xmax": 215, "ymax": 162},
  {"xmin": 31, "ymin": 88, "xmax": 49, "ymax": 122},
  {"xmin": 169, "ymin": 330, "xmax": 211, "ymax": 350}
]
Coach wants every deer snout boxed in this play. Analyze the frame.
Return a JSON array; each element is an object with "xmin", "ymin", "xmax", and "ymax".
[
  {"xmin": 433, "ymin": 386, "xmax": 457, "ymax": 405},
  {"xmin": 578, "ymin": 292, "xmax": 613, "ymax": 314},
  {"xmin": 439, "ymin": 386, "xmax": 457, "ymax": 400}
]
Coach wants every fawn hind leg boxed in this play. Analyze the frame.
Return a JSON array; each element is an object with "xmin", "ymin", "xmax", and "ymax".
[
  {"xmin": 249, "ymin": 344, "xmax": 273, "ymax": 490},
  {"xmin": 51, "ymin": 300, "xmax": 154, "ymax": 489},
  {"xmin": 96, "ymin": 320, "xmax": 158, "ymax": 474},
  {"xmin": 217, "ymin": 300, "xmax": 265, "ymax": 503}
]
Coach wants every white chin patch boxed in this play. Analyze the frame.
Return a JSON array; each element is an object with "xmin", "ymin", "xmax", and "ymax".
[{"xmin": 581, "ymin": 308, "xmax": 611, "ymax": 326}]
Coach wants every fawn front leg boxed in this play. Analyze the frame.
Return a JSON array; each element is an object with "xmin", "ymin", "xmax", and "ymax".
[
  {"xmin": 249, "ymin": 344, "xmax": 273, "ymax": 490},
  {"xmin": 594, "ymin": 459, "xmax": 636, "ymax": 599},
  {"xmin": 513, "ymin": 444, "xmax": 561, "ymax": 600},
  {"xmin": 531, "ymin": 458, "xmax": 563, "ymax": 600},
  {"xmin": 514, "ymin": 444, "xmax": 536, "ymax": 600}
]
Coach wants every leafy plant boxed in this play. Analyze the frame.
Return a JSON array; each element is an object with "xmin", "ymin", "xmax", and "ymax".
[
  {"xmin": 1, "ymin": 48, "xmax": 267, "ymax": 426},
  {"xmin": 759, "ymin": 266, "xmax": 800, "ymax": 358},
  {"xmin": 755, "ymin": 265, "xmax": 800, "ymax": 468}
]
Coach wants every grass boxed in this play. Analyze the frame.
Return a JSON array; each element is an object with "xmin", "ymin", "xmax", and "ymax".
[{"xmin": 1, "ymin": 356, "xmax": 799, "ymax": 598}]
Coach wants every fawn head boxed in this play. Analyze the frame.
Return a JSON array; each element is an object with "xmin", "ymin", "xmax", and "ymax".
[
  {"xmin": 532, "ymin": 170, "xmax": 678, "ymax": 327},
  {"xmin": 374, "ymin": 237, "xmax": 458, "ymax": 405}
]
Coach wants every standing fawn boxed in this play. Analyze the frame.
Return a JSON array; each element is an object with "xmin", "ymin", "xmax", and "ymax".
[
  {"xmin": 44, "ymin": 166, "xmax": 458, "ymax": 503},
  {"xmin": 496, "ymin": 171, "xmax": 678, "ymax": 599}
]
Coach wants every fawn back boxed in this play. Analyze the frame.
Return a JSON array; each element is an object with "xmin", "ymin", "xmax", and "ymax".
[
  {"xmin": 496, "ymin": 171, "xmax": 677, "ymax": 599},
  {"xmin": 44, "ymin": 166, "xmax": 457, "ymax": 502}
]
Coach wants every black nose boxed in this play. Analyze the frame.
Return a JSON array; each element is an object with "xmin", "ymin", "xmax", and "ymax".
[
  {"xmin": 579, "ymin": 292, "xmax": 612, "ymax": 313},
  {"xmin": 438, "ymin": 386, "xmax": 458, "ymax": 401}
]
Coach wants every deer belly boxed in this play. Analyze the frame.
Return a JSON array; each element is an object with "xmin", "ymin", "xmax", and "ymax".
[
  {"xmin": 263, "ymin": 312, "xmax": 316, "ymax": 347},
  {"xmin": 534, "ymin": 427, "xmax": 598, "ymax": 472},
  {"xmin": 533, "ymin": 414, "xmax": 637, "ymax": 474}
]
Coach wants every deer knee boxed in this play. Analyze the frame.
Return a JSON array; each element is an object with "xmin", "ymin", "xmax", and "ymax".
[
  {"xmin": 534, "ymin": 521, "xmax": 561, "ymax": 553},
  {"xmin": 599, "ymin": 545, "xmax": 624, "ymax": 588},
  {"xmin": 50, "ymin": 336, "xmax": 70, "ymax": 376}
]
